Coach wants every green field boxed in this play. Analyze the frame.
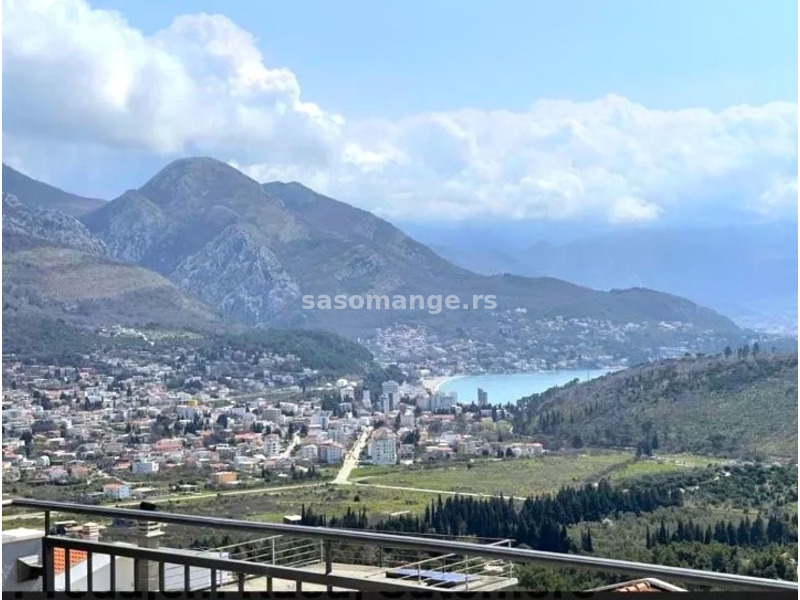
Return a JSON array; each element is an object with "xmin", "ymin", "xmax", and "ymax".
[
  {"xmin": 607, "ymin": 454, "xmax": 725, "ymax": 482},
  {"xmin": 352, "ymin": 451, "xmax": 637, "ymax": 497}
]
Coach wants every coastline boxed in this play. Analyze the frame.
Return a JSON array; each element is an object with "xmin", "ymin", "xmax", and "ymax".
[
  {"xmin": 421, "ymin": 367, "xmax": 621, "ymax": 398},
  {"xmin": 422, "ymin": 375, "xmax": 464, "ymax": 394}
]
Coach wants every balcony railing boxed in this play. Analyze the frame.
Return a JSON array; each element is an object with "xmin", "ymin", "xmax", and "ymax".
[{"xmin": 3, "ymin": 498, "xmax": 798, "ymax": 593}]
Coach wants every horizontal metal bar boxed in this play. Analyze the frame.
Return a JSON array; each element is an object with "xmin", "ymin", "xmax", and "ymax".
[
  {"xmin": 43, "ymin": 536, "xmax": 397, "ymax": 592},
  {"xmin": 19, "ymin": 498, "xmax": 796, "ymax": 591}
]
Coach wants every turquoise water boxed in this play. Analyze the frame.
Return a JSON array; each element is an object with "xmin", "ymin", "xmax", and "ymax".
[{"xmin": 438, "ymin": 369, "xmax": 614, "ymax": 405}]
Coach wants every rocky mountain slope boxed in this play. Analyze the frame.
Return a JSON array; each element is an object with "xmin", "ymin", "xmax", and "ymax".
[
  {"xmin": 79, "ymin": 158, "xmax": 739, "ymax": 333},
  {"xmin": 3, "ymin": 158, "xmax": 752, "ymax": 356},
  {"xmin": 2, "ymin": 193, "xmax": 222, "ymax": 331}
]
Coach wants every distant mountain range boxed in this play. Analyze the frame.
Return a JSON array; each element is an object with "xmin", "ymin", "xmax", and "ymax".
[
  {"xmin": 1, "ymin": 159, "xmax": 770, "ymax": 357},
  {"xmin": 403, "ymin": 221, "xmax": 798, "ymax": 335}
]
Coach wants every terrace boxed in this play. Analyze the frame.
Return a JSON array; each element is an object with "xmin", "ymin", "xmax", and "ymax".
[{"xmin": 2, "ymin": 498, "xmax": 797, "ymax": 593}]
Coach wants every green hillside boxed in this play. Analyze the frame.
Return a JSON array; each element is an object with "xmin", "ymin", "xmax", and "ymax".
[{"xmin": 513, "ymin": 352, "xmax": 798, "ymax": 459}]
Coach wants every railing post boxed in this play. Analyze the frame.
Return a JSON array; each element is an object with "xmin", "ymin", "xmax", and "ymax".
[
  {"xmin": 87, "ymin": 552, "xmax": 93, "ymax": 592},
  {"xmin": 42, "ymin": 511, "xmax": 52, "ymax": 592},
  {"xmin": 133, "ymin": 559, "xmax": 141, "ymax": 592},
  {"xmin": 158, "ymin": 561, "xmax": 165, "ymax": 591},
  {"xmin": 266, "ymin": 537, "xmax": 275, "ymax": 591},
  {"xmin": 324, "ymin": 539, "xmax": 332, "ymax": 593},
  {"xmin": 64, "ymin": 549, "xmax": 71, "ymax": 592}
]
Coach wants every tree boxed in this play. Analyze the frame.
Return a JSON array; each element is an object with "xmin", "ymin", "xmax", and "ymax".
[
  {"xmin": 216, "ymin": 414, "xmax": 229, "ymax": 429},
  {"xmin": 581, "ymin": 528, "xmax": 594, "ymax": 552},
  {"xmin": 571, "ymin": 434, "xmax": 584, "ymax": 449},
  {"xmin": 724, "ymin": 346, "xmax": 733, "ymax": 358},
  {"xmin": 752, "ymin": 342, "xmax": 760, "ymax": 357}
]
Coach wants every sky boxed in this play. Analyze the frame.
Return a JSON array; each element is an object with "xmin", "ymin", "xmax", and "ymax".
[{"xmin": 2, "ymin": 0, "xmax": 798, "ymax": 225}]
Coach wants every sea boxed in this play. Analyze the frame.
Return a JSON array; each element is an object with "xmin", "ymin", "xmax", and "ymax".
[{"xmin": 437, "ymin": 369, "xmax": 614, "ymax": 405}]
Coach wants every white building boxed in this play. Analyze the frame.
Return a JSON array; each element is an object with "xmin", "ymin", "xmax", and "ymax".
[
  {"xmin": 382, "ymin": 380, "xmax": 400, "ymax": 411},
  {"xmin": 131, "ymin": 459, "xmax": 159, "ymax": 475},
  {"xmin": 298, "ymin": 444, "xmax": 318, "ymax": 462},
  {"xmin": 400, "ymin": 412, "xmax": 415, "ymax": 428},
  {"xmin": 262, "ymin": 408, "xmax": 283, "ymax": 424},
  {"xmin": 369, "ymin": 431, "xmax": 398, "ymax": 466},
  {"xmin": 262, "ymin": 434, "xmax": 282, "ymax": 458},
  {"xmin": 317, "ymin": 442, "xmax": 344, "ymax": 464},
  {"xmin": 176, "ymin": 405, "xmax": 200, "ymax": 420},
  {"xmin": 431, "ymin": 392, "xmax": 457, "ymax": 412}
]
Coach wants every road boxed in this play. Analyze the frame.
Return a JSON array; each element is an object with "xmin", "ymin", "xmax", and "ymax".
[
  {"xmin": 333, "ymin": 426, "xmax": 372, "ymax": 485},
  {"xmin": 351, "ymin": 481, "xmax": 527, "ymax": 501},
  {"xmin": 280, "ymin": 433, "xmax": 301, "ymax": 459}
]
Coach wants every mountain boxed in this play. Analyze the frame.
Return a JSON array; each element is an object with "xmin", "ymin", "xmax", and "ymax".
[
  {"xmin": 76, "ymin": 157, "xmax": 743, "ymax": 347},
  {"xmin": 513, "ymin": 352, "xmax": 798, "ymax": 458},
  {"xmin": 408, "ymin": 223, "xmax": 798, "ymax": 335},
  {"xmin": 3, "ymin": 164, "xmax": 106, "ymax": 216},
  {"xmin": 2, "ymin": 192, "xmax": 222, "ymax": 332}
]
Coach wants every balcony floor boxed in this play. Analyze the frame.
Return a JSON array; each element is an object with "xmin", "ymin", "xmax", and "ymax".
[{"xmin": 218, "ymin": 562, "xmax": 518, "ymax": 592}]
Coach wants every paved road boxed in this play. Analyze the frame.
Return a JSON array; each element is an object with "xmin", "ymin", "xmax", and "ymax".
[
  {"xmin": 280, "ymin": 433, "xmax": 301, "ymax": 459},
  {"xmin": 352, "ymin": 482, "xmax": 527, "ymax": 501},
  {"xmin": 333, "ymin": 427, "xmax": 372, "ymax": 485}
]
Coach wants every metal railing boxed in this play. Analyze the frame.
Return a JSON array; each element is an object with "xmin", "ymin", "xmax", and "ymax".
[{"xmin": 4, "ymin": 498, "xmax": 798, "ymax": 592}]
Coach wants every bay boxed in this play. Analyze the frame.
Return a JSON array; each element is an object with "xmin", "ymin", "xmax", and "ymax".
[{"xmin": 437, "ymin": 369, "xmax": 614, "ymax": 405}]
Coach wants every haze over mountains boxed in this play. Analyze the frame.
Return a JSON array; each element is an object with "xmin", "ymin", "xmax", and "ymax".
[
  {"xmin": 407, "ymin": 222, "xmax": 798, "ymax": 335},
  {"xmin": 1, "ymin": 158, "xmax": 782, "ymax": 359}
]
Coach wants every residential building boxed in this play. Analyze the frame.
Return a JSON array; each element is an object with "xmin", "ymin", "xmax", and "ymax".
[
  {"xmin": 369, "ymin": 431, "xmax": 397, "ymax": 466},
  {"xmin": 298, "ymin": 444, "xmax": 318, "ymax": 462},
  {"xmin": 317, "ymin": 442, "xmax": 344, "ymax": 464},
  {"xmin": 262, "ymin": 434, "xmax": 281, "ymax": 458},
  {"xmin": 131, "ymin": 459, "xmax": 159, "ymax": 475},
  {"xmin": 102, "ymin": 484, "xmax": 131, "ymax": 500},
  {"xmin": 210, "ymin": 471, "xmax": 238, "ymax": 487}
]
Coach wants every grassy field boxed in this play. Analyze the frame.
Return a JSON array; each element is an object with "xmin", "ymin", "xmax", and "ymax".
[
  {"xmin": 607, "ymin": 453, "xmax": 725, "ymax": 482},
  {"xmin": 351, "ymin": 451, "xmax": 637, "ymax": 497},
  {"xmin": 154, "ymin": 484, "xmax": 436, "ymax": 546}
]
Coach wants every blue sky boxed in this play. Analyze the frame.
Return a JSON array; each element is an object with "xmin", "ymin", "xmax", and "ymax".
[
  {"xmin": 90, "ymin": 0, "xmax": 799, "ymax": 116},
  {"xmin": 3, "ymin": 0, "xmax": 798, "ymax": 225}
]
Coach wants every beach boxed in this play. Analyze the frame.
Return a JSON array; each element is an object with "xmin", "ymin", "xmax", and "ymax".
[{"xmin": 421, "ymin": 375, "xmax": 463, "ymax": 393}]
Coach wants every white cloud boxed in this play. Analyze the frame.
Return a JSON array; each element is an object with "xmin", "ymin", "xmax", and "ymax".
[{"xmin": 3, "ymin": 0, "xmax": 797, "ymax": 224}]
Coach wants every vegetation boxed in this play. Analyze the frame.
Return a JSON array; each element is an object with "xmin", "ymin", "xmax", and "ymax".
[
  {"xmin": 200, "ymin": 328, "xmax": 374, "ymax": 375},
  {"xmin": 513, "ymin": 352, "xmax": 798, "ymax": 458},
  {"xmin": 304, "ymin": 463, "xmax": 798, "ymax": 588},
  {"xmin": 2, "ymin": 314, "xmax": 96, "ymax": 363},
  {"xmin": 352, "ymin": 451, "xmax": 636, "ymax": 497}
]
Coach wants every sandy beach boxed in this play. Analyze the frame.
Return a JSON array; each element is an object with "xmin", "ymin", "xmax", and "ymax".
[{"xmin": 421, "ymin": 375, "xmax": 463, "ymax": 393}]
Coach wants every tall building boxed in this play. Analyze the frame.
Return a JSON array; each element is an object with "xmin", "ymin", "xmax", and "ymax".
[
  {"xmin": 318, "ymin": 442, "xmax": 344, "ymax": 464},
  {"xmin": 431, "ymin": 392, "xmax": 457, "ymax": 412},
  {"xmin": 382, "ymin": 380, "xmax": 400, "ymax": 410},
  {"xmin": 477, "ymin": 388, "xmax": 488, "ymax": 405},
  {"xmin": 369, "ymin": 430, "xmax": 398, "ymax": 465},
  {"xmin": 262, "ymin": 434, "xmax": 281, "ymax": 458}
]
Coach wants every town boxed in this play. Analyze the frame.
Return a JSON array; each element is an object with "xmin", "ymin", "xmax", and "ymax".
[{"xmin": 1, "ymin": 328, "xmax": 554, "ymax": 505}]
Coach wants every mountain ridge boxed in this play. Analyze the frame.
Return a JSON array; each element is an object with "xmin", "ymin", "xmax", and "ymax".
[{"xmin": 3, "ymin": 158, "xmax": 752, "ymax": 356}]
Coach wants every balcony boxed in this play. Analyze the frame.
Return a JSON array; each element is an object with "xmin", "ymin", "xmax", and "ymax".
[{"xmin": 2, "ymin": 498, "xmax": 797, "ymax": 593}]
